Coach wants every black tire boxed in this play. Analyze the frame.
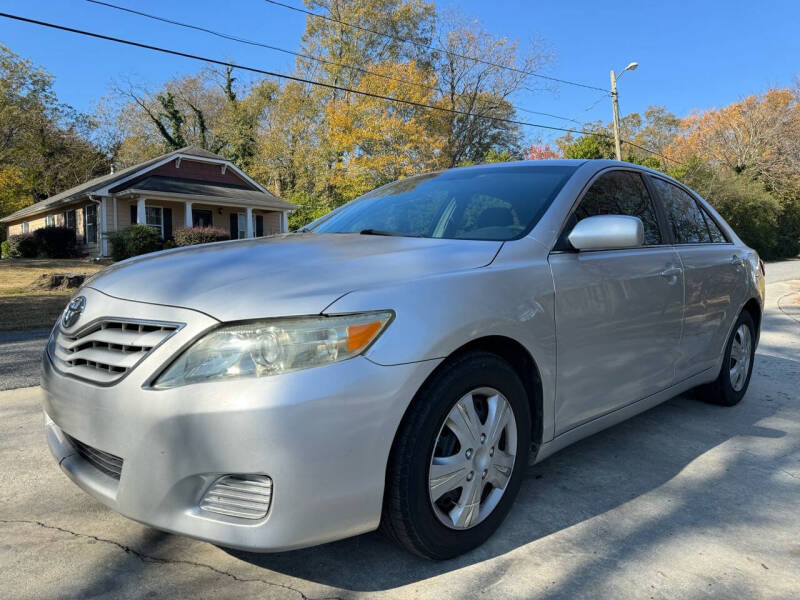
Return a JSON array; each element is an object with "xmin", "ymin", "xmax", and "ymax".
[
  {"xmin": 698, "ymin": 310, "xmax": 756, "ymax": 407},
  {"xmin": 381, "ymin": 351, "xmax": 531, "ymax": 560}
]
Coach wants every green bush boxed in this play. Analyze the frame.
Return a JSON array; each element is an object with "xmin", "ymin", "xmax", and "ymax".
[
  {"xmin": 174, "ymin": 226, "xmax": 230, "ymax": 246},
  {"xmin": 33, "ymin": 226, "xmax": 77, "ymax": 258},
  {"xmin": 6, "ymin": 233, "xmax": 38, "ymax": 258},
  {"xmin": 1, "ymin": 240, "xmax": 8, "ymax": 258},
  {"xmin": 108, "ymin": 224, "xmax": 162, "ymax": 261}
]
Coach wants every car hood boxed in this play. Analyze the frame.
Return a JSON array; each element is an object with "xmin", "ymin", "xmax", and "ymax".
[{"xmin": 87, "ymin": 233, "xmax": 502, "ymax": 322}]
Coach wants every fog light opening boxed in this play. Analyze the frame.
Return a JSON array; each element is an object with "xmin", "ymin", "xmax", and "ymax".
[{"xmin": 199, "ymin": 474, "xmax": 272, "ymax": 520}]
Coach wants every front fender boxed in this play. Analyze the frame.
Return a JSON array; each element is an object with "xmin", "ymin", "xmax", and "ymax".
[{"xmin": 326, "ymin": 245, "xmax": 558, "ymax": 442}]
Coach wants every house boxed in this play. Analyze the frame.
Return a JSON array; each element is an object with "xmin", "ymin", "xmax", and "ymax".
[{"xmin": 0, "ymin": 146, "xmax": 296, "ymax": 257}]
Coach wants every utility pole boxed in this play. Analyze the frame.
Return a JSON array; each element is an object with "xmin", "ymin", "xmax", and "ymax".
[
  {"xmin": 609, "ymin": 62, "xmax": 638, "ymax": 161},
  {"xmin": 610, "ymin": 70, "xmax": 622, "ymax": 161}
]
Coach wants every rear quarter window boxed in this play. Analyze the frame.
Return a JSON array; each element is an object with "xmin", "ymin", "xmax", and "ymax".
[{"xmin": 651, "ymin": 178, "xmax": 712, "ymax": 244}]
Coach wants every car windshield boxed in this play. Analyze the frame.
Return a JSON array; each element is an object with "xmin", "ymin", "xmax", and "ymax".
[{"xmin": 309, "ymin": 165, "xmax": 577, "ymax": 241}]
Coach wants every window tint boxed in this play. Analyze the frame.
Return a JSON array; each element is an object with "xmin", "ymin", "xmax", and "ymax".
[
  {"xmin": 573, "ymin": 170, "xmax": 662, "ymax": 245},
  {"xmin": 651, "ymin": 178, "xmax": 711, "ymax": 244},
  {"xmin": 700, "ymin": 206, "xmax": 727, "ymax": 243}
]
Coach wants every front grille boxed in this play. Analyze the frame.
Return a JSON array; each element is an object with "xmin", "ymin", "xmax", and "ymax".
[
  {"xmin": 200, "ymin": 475, "xmax": 273, "ymax": 520},
  {"xmin": 51, "ymin": 319, "xmax": 180, "ymax": 384},
  {"xmin": 66, "ymin": 434, "xmax": 123, "ymax": 480}
]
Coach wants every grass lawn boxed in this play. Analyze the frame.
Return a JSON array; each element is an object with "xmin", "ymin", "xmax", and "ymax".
[{"xmin": 0, "ymin": 258, "xmax": 107, "ymax": 331}]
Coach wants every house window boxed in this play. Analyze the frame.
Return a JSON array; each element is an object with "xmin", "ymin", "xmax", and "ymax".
[
  {"xmin": 45, "ymin": 215, "xmax": 55, "ymax": 227},
  {"xmin": 21, "ymin": 222, "xmax": 29, "ymax": 233},
  {"xmin": 64, "ymin": 209, "xmax": 77, "ymax": 230},
  {"xmin": 84, "ymin": 204, "xmax": 97, "ymax": 244},
  {"xmin": 237, "ymin": 213, "xmax": 247, "ymax": 239},
  {"xmin": 146, "ymin": 206, "xmax": 163, "ymax": 237}
]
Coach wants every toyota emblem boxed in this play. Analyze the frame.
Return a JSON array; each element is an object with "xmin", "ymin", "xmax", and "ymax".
[{"xmin": 61, "ymin": 296, "xmax": 86, "ymax": 329}]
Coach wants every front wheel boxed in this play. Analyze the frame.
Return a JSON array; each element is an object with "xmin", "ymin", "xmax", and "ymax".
[
  {"xmin": 697, "ymin": 310, "xmax": 756, "ymax": 406},
  {"xmin": 381, "ymin": 351, "xmax": 531, "ymax": 559}
]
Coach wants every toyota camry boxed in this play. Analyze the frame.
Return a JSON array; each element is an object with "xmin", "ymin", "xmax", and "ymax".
[{"xmin": 42, "ymin": 159, "xmax": 765, "ymax": 559}]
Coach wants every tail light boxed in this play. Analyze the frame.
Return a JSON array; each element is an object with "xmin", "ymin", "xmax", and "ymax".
[{"xmin": 759, "ymin": 258, "xmax": 765, "ymax": 277}]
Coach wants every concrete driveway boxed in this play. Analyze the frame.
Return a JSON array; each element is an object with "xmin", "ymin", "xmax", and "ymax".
[{"xmin": 1, "ymin": 276, "xmax": 799, "ymax": 599}]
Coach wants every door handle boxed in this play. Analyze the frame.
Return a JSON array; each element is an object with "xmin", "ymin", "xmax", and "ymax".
[{"xmin": 660, "ymin": 266, "xmax": 682, "ymax": 279}]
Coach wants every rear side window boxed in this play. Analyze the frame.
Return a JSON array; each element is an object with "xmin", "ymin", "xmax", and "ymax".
[
  {"xmin": 573, "ymin": 170, "xmax": 662, "ymax": 245},
  {"xmin": 651, "ymin": 178, "xmax": 711, "ymax": 244},
  {"xmin": 699, "ymin": 206, "xmax": 728, "ymax": 243}
]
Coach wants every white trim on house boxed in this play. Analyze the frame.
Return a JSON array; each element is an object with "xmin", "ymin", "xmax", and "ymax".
[{"xmin": 114, "ymin": 189, "xmax": 292, "ymax": 211}]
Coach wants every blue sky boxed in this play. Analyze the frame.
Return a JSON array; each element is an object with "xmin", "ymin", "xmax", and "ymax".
[{"xmin": 1, "ymin": 0, "xmax": 798, "ymax": 144}]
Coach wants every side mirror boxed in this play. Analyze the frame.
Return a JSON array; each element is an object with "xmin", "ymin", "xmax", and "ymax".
[{"xmin": 567, "ymin": 215, "xmax": 644, "ymax": 251}]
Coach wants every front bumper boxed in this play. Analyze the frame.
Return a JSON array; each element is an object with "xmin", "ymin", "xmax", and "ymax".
[{"xmin": 42, "ymin": 289, "xmax": 440, "ymax": 551}]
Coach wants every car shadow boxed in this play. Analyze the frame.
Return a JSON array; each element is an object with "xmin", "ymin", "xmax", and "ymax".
[{"xmin": 222, "ymin": 350, "xmax": 798, "ymax": 594}]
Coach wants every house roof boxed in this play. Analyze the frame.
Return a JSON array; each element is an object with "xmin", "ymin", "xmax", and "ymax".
[
  {"xmin": 121, "ymin": 176, "xmax": 297, "ymax": 210},
  {"xmin": 1, "ymin": 146, "xmax": 288, "ymax": 223}
]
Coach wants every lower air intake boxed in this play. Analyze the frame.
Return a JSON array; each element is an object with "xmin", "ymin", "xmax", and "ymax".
[
  {"xmin": 66, "ymin": 434, "xmax": 123, "ymax": 480},
  {"xmin": 199, "ymin": 474, "xmax": 272, "ymax": 520}
]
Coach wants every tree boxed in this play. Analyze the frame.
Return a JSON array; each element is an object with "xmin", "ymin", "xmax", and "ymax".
[
  {"xmin": 0, "ymin": 45, "xmax": 108, "ymax": 222},
  {"xmin": 105, "ymin": 68, "xmax": 274, "ymax": 168},
  {"xmin": 524, "ymin": 144, "xmax": 560, "ymax": 160},
  {"xmin": 559, "ymin": 133, "xmax": 614, "ymax": 159},
  {"xmin": 325, "ymin": 61, "xmax": 443, "ymax": 200},
  {"xmin": 430, "ymin": 11, "xmax": 549, "ymax": 167},
  {"xmin": 299, "ymin": 0, "xmax": 436, "ymax": 89},
  {"xmin": 668, "ymin": 89, "xmax": 800, "ymax": 190}
]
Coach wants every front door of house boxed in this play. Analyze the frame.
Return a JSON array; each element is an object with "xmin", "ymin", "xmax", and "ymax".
[{"xmin": 192, "ymin": 209, "xmax": 213, "ymax": 228}]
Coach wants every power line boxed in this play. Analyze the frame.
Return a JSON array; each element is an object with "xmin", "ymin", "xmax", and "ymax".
[
  {"xmin": 0, "ymin": 11, "xmax": 679, "ymax": 164},
  {"xmin": 263, "ymin": 0, "xmax": 611, "ymax": 93},
  {"xmin": 86, "ymin": 0, "xmax": 584, "ymax": 126}
]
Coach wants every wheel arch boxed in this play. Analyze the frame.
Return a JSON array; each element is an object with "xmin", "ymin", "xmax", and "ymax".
[
  {"xmin": 741, "ymin": 297, "xmax": 762, "ymax": 337},
  {"xmin": 390, "ymin": 335, "xmax": 544, "ymax": 461}
]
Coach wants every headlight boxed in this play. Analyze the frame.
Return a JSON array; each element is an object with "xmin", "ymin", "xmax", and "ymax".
[{"xmin": 153, "ymin": 311, "xmax": 393, "ymax": 389}]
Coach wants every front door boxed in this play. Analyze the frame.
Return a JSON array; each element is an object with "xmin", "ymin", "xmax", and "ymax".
[
  {"xmin": 549, "ymin": 170, "xmax": 684, "ymax": 435},
  {"xmin": 192, "ymin": 209, "xmax": 213, "ymax": 228}
]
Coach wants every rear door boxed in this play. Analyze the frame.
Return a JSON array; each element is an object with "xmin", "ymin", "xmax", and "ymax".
[
  {"xmin": 549, "ymin": 169, "xmax": 684, "ymax": 435},
  {"xmin": 648, "ymin": 176, "xmax": 746, "ymax": 378}
]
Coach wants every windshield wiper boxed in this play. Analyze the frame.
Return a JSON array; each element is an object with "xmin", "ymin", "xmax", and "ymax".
[{"xmin": 359, "ymin": 229, "xmax": 423, "ymax": 237}]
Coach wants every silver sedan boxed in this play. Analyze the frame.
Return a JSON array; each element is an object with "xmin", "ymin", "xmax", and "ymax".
[{"xmin": 42, "ymin": 160, "xmax": 765, "ymax": 559}]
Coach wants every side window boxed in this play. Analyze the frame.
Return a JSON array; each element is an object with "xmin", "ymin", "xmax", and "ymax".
[
  {"xmin": 573, "ymin": 170, "xmax": 662, "ymax": 245},
  {"xmin": 651, "ymin": 178, "xmax": 711, "ymax": 244},
  {"xmin": 699, "ymin": 206, "xmax": 727, "ymax": 243}
]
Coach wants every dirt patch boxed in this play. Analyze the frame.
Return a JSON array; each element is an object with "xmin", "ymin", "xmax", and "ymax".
[{"xmin": 28, "ymin": 273, "xmax": 88, "ymax": 292}]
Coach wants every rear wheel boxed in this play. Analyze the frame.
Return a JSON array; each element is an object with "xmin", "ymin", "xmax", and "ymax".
[
  {"xmin": 698, "ymin": 310, "xmax": 756, "ymax": 406},
  {"xmin": 381, "ymin": 351, "xmax": 531, "ymax": 559}
]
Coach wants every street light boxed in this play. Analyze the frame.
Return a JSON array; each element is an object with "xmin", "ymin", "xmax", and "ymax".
[{"xmin": 610, "ymin": 62, "xmax": 638, "ymax": 161}]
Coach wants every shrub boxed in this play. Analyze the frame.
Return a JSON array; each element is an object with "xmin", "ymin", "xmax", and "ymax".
[
  {"xmin": 33, "ymin": 226, "xmax": 77, "ymax": 258},
  {"xmin": 1, "ymin": 240, "xmax": 8, "ymax": 259},
  {"xmin": 6, "ymin": 233, "xmax": 38, "ymax": 258},
  {"xmin": 174, "ymin": 226, "xmax": 230, "ymax": 246},
  {"xmin": 108, "ymin": 224, "xmax": 162, "ymax": 261}
]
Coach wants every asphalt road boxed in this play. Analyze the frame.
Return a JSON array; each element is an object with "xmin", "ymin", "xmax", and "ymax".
[
  {"xmin": 1, "ymin": 272, "xmax": 799, "ymax": 599},
  {"xmin": 0, "ymin": 328, "xmax": 49, "ymax": 391}
]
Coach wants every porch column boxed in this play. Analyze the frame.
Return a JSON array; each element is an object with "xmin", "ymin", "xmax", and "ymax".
[
  {"xmin": 184, "ymin": 201, "xmax": 193, "ymax": 227},
  {"xmin": 136, "ymin": 197, "xmax": 146, "ymax": 225},
  {"xmin": 99, "ymin": 197, "xmax": 109, "ymax": 257},
  {"xmin": 245, "ymin": 207, "xmax": 254, "ymax": 238},
  {"xmin": 281, "ymin": 211, "xmax": 289, "ymax": 233}
]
